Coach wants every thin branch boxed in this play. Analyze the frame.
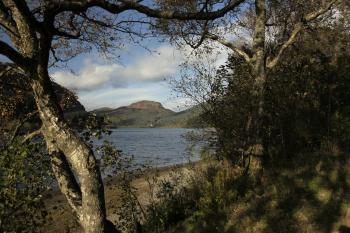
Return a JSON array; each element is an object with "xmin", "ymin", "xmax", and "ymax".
[
  {"xmin": 183, "ymin": 20, "xmax": 209, "ymax": 49},
  {"xmin": 0, "ymin": 40, "xmax": 31, "ymax": 67},
  {"xmin": 22, "ymin": 129, "xmax": 42, "ymax": 144},
  {"xmin": 119, "ymin": 0, "xmax": 245, "ymax": 20},
  {"xmin": 51, "ymin": 27, "xmax": 81, "ymax": 39},
  {"xmin": 9, "ymin": 110, "xmax": 38, "ymax": 144},
  {"xmin": 200, "ymin": 0, "xmax": 210, "ymax": 13},
  {"xmin": 303, "ymin": 0, "xmax": 339, "ymax": 22},
  {"xmin": 80, "ymin": 12, "xmax": 111, "ymax": 28},
  {"xmin": 266, "ymin": 23, "xmax": 302, "ymax": 69},
  {"xmin": 45, "ymin": 0, "xmax": 129, "ymax": 21},
  {"xmin": 0, "ymin": 2, "xmax": 18, "ymax": 36},
  {"xmin": 206, "ymin": 34, "xmax": 252, "ymax": 64},
  {"xmin": 267, "ymin": 0, "xmax": 339, "ymax": 69}
]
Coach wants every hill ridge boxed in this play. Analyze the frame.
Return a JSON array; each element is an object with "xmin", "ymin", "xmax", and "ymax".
[
  {"xmin": 92, "ymin": 100, "xmax": 201, "ymax": 128},
  {"xmin": 127, "ymin": 100, "xmax": 172, "ymax": 112}
]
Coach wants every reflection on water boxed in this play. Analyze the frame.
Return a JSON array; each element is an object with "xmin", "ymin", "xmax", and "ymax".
[{"xmin": 103, "ymin": 128, "xmax": 201, "ymax": 167}]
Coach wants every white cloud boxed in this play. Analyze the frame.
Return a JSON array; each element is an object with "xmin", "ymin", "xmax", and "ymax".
[
  {"xmin": 51, "ymin": 45, "xmax": 182, "ymax": 91},
  {"xmin": 52, "ymin": 63, "xmax": 121, "ymax": 91},
  {"xmin": 121, "ymin": 46, "xmax": 181, "ymax": 81},
  {"xmin": 50, "ymin": 43, "xmax": 230, "ymax": 111},
  {"xmin": 79, "ymin": 83, "xmax": 173, "ymax": 111}
]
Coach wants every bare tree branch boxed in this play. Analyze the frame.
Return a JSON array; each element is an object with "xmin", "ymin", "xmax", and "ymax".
[
  {"xmin": 266, "ymin": 23, "xmax": 302, "ymax": 69},
  {"xmin": 51, "ymin": 27, "xmax": 81, "ymax": 39},
  {"xmin": 21, "ymin": 129, "xmax": 42, "ymax": 144},
  {"xmin": 9, "ymin": 110, "xmax": 38, "ymax": 144},
  {"xmin": 0, "ymin": 40, "xmax": 31, "ymax": 66},
  {"xmin": 206, "ymin": 34, "xmax": 252, "ymax": 64},
  {"xmin": 6, "ymin": 0, "xmax": 40, "ymax": 30},
  {"xmin": 181, "ymin": 20, "xmax": 209, "ymax": 49},
  {"xmin": 0, "ymin": 2, "xmax": 18, "ymax": 36},
  {"xmin": 119, "ymin": 0, "xmax": 245, "ymax": 20},
  {"xmin": 304, "ymin": 0, "xmax": 339, "ymax": 21},
  {"xmin": 267, "ymin": 0, "xmax": 339, "ymax": 69},
  {"xmin": 45, "ymin": 0, "xmax": 245, "ymax": 21},
  {"xmin": 45, "ymin": 0, "xmax": 129, "ymax": 21}
]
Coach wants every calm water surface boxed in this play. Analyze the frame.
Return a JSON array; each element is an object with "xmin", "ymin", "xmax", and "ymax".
[{"xmin": 103, "ymin": 128, "xmax": 201, "ymax": 167}]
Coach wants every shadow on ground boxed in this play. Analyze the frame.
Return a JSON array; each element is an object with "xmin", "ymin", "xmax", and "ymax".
[{"xmin": 226, "ymin": 151, "xmax": 350, "ymax": 233}]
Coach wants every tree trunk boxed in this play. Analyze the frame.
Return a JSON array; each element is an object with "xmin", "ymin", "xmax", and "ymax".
[
  {"xmin": 30, "ymin": 64, "xmax": 116, "ymax": 233},
  {"xmin": 256, "ymin": 72, "xmax": 271, "ymax": 166},
  {"xmin": 252, "ymin": 0, "xmax": 270, "ymax": 166},
  {"xmin": 252, "ymin": 0, "xmax": 266, "ymax": 126}
]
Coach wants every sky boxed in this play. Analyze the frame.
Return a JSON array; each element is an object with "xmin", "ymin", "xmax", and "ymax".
[
  {"xmin": 50, "ymin": 40, "xmax": 228, "ymax": 112},
  {"xmin": 50, "ymin": 42, "xmax": 188, "ymax": 111},
  {"xmin": 47, "ymin": 1, "xmax": 235, "ymax": 112},
  {"xmin": 0, "ymin": 1, "xmax": 232, "ymax": 112},
  {"xmin": 0, "ymin": 28, "xmax": 228, "ymax": 113}
]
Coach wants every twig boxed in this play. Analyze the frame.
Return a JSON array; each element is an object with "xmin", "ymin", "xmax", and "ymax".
[{"xmin": 21, "ymin": 129, "xmax": 42, "ymax": 144}]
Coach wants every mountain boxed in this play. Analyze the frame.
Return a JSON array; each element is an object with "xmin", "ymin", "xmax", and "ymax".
[
  {"xmin": 93, "ymin": 100, "xmax": 202, "ymax": 128},
  {"xmin": 128, "ymin": 100, "xmax": 165, "ymax": 111}
]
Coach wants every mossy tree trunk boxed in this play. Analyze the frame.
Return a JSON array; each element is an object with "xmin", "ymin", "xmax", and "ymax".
[
  {"xmin": 251, "ymin": 0, "xmax": 270, "ymax": 165},
  {"xmin": 31, "ymin": 65, "xmax": 109, "ymax": 233},
  {"xmin": 1, "ymin": 5, "xmax": 115, "ymax": 229},
  {"xmin": 29, "ymin": 37, "xmax": 117, "ymax": 233}
]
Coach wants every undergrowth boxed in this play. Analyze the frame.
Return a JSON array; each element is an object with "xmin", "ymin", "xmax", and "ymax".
[
  {"xmin": 142, "ymin": 151, "xmax": 350, "ymax": 233},
  {"xmin": 143, "ymin": 160, "xmax": 256, "ymax": 233}
]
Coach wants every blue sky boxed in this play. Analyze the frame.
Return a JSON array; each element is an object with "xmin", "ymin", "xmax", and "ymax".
[
  {"xmin": 49, "ymin": 32, "xmax": 229, "ymax": 112},
  {"xmin": 0, "ymin": 21, "xmax": 220, "ymax": 112},
  {"xmin": 47, "ymin": 2, "xmax": 234, "ymax": 112},
  {"xmin": 46, "ymin": 3, "xmax": 193, "ymax": 112},
  {"xmin": 50, "ymin": 41, "xmax": 190, "ymax": 111},
  {"xmin": 0, "ymin": 2, "xmax": 232, "ymax": 112}
]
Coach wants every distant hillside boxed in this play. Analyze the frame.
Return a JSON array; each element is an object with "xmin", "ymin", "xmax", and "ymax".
[
  {"xmin": 93, "ymin": 107, "xmax": 114, "ymax": 113},
  {"xmin": 93, "ymin": 100, "xmax": 203, "ymax": 128},
  {"xmin": 155, "ymin": 105, "xmax": 204, "ymax": 128}
]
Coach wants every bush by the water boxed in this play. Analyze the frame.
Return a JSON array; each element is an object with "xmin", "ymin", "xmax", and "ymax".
[{"xmin": 143, "ymin": 160, "xmax": 256, "ymax": 233}]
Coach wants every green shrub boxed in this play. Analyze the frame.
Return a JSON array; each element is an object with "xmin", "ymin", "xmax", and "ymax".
[
  {"xmin": 0, "ymin": 140, "xmax": 52, "ymax": 233},
  {"xmin": 143, "ymin": 161, "xmax": 255, "ymax": 233}
]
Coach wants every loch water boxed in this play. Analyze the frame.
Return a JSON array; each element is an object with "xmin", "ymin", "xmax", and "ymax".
[{"xmin": 101, "ymin": 128, "xmax": 202, "ymax": 168}]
